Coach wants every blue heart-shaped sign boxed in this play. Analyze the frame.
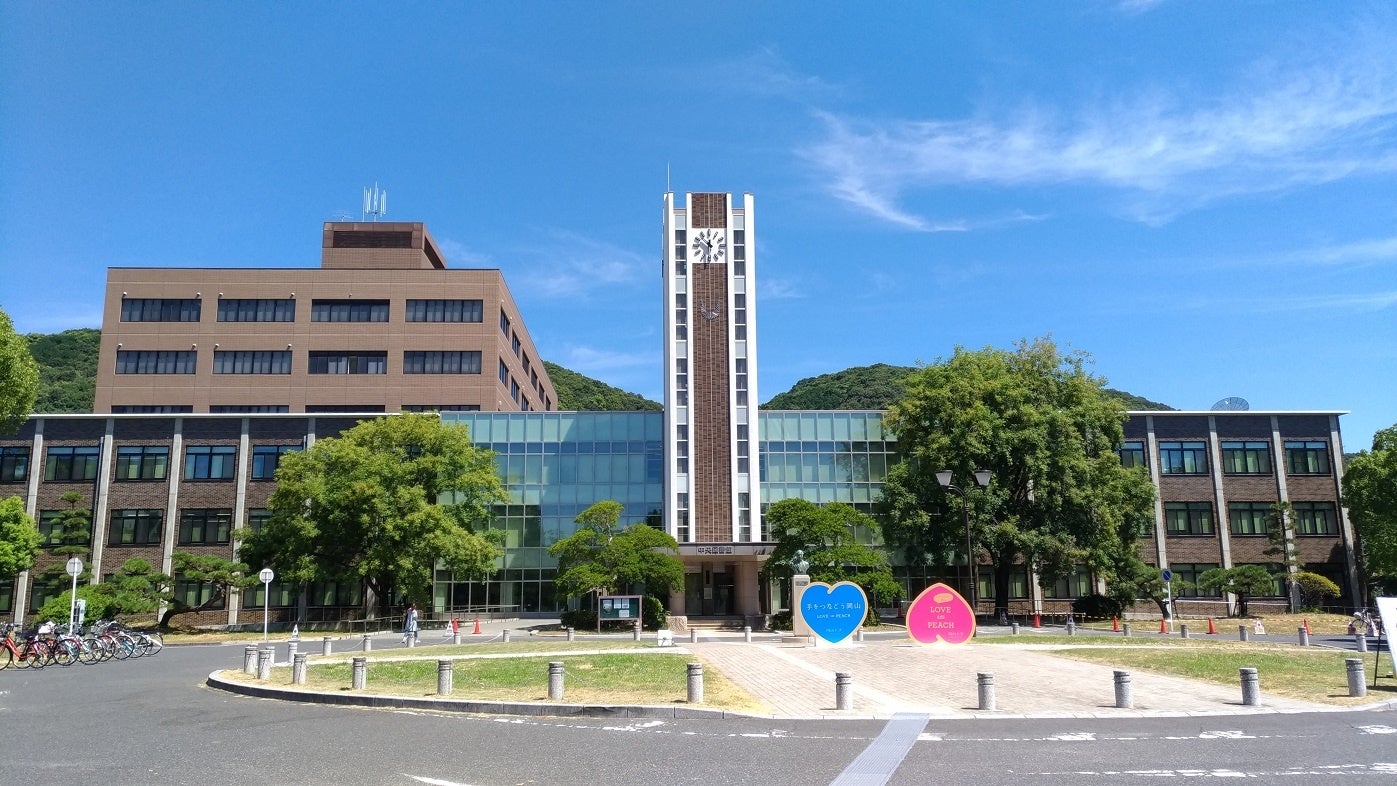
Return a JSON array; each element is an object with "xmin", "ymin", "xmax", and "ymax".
[{"xmin": 799, "ymin": 581, "xmax": 868, "ymax": 644}]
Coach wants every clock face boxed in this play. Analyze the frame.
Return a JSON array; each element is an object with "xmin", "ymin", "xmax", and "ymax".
[{"xmin": 690, "ymin": 228, "xmax": 726, "ymax": 266}]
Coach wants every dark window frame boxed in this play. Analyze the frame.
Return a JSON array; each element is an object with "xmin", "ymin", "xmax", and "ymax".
[
  {"xmin": 1158, "ymin": 440, "xmax": 1208, "ymax": 475},
  {"xmin": 1164, "ymin": 501, "xmax": 1215, "ymax": 536},
  {"xmin": 114, "ymin": 445, "xmax": 170, "ymax": 481},
  {"xmin": 178, "ymin": 508, "xmax": 232, "ymax": 545},
  {"xmin": 109, "ymin": 508, "xmax": 164, "ymax": 545},
  {"xmin": 183, "ymin": 445, "xmax": 237, "ymax": 481}
]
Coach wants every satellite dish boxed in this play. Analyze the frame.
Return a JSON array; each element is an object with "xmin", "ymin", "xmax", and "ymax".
[{"xmin": 1211, "ymin": 396, "xmax": 1250, "ymax": 411}]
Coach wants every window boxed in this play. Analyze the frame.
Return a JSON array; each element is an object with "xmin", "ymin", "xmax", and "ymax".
[
  {"xmin": 114, "ymin": 445, "xmax": 169, "ymax": 480},
  {"xmin": 217, "ymin": 298, "xmax": 295, "ymax": 322},
  {"xmin": 500, "ymin": 310, "xmax": 511, "ymax": 336},
  {"xmin": 247, "ymin": 508, "xmax": 272, "ymax": 535},
  {"xmin": 1169, "ymin": 563, "xmax": 1220, "ymax": 597},
  {"xmin": 112, "ymin": 405, "xmax": 193, "ymax": 413},
  {"xmin": 1293, "ymin": 501, "xmax": 1338, "ymax": 536},
  {"xmin": 210, "ymin": 404, "xmax": 289, "ymax": 413},
  {"xmin": 310, "ymin": 300, "xmax": 388, "ymax": 322},
  {"xmin": 251, "ymin": 445, "xmax": 299, "ymax": 480},
  {"xmin": 304, "ymin": 404, "xmax": 385, "ymax": 413},
  {"xmin": 511, "ymin": 333, "xmax": 521, "ymax": 357},
  {"xmin": 1221, "ymin": 441, "xmax": 1271, "ymax": 474},
  {"xmin": 37, "ymin": 511, "xmax": 67, "ymax": 546},
  {"xmin": 498, "ymin": 359, "xmax": 509, "ymax": 385},
  {"xmin": 1118, "ymin": 441, "xmax": 1146, "ymax": 469},
  {"xmin": 405, "ymin": 299, "xmax": 483, "ymax": 322},
  {"xmin": 116, "ymin": 350, "xmax": 197, "ymax": 374},
  {"xmin": 1285, "ymin": 440, "xmax": 1330, "ymax": 475},
  {"xmin": 242, "ymin": 581, "xmax": 295, "ymax": 609},
  {"xmin": 1164, "ymin": 502, "xmax": 1214, "ymax": 535},
  {"xmin": 403, "ymin": 351, "xmax": 483, "ymax": 374},
  {"xmin": 172, "ymin": 575, "xmax": 224, "ymax": 609},
  {"xmin": 1044, "ymin": 567, "xmax": 1094, "ymax": 599},
  {"xmin": 511, "ymin": 378, "xmax": 520, "ymax": 402},
  {"xmin": 1228, "ymin": 501, "xmax": 1273, "ymax": 536},
  {"xmin": 0, "ymin": 446, "xmax": 29, "ymax": 482},
  {"xmin": 213, "ymin": 350, "xmax": 291, "ymax": 374},
  {"xmin": 307, "ymin": 351, "xmax": 386, "ymax": 374},
  {"xmin": 402, "ymin": 404, "xmax": 481, "ymax": 412},
  {"xmin": 120, "ymin": 298, "xmax": 200, "ymax": 322},
  {"xmin": 184, "ymin": 445, "xmax": 236, "ymax": 480},
  {"xmin": 178, "ymin": 508, "xmax": 231, "ymax": 544},
  {"xmin": 1158, "ymin": 441, "xmax": 1207, "ymax": 474},
  {"xmin": 109, "ymin": 509, "xmax": 164, "ymax": 545},
  {"xmin": 44, "ymin": 446, "xmax": 100, "ymax": 481}
]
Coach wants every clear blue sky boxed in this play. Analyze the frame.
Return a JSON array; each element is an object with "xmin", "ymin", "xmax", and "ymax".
[{"xmin": 2, "ymin": 2, "xmax": 1393, "ymax": 450}]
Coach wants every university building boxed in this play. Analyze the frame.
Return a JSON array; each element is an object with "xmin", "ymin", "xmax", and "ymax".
[{"xmin": 0, "ymin": 194, "xmax": 1361, "ymax": 625}]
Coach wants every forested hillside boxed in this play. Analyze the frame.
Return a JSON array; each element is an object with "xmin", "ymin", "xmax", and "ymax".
[
  {"xmin": 26, "ymin": 328, "xmax": 100, "ymax": 413},
  {"xmin": 542, "ymin": 362, "xmax": 661, "ymax": 411}
]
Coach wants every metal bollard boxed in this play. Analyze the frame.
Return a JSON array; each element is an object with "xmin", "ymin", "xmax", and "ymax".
[
  {"xmin": 835, "ymin": 672, "xmax": 853, "ymax": 711},
  {"xmin": 548, "ymin": 661, "xmax": 565, "ymax": 701},
  {"xmin": 743, "ymin": 625, "xmax": 752, "ymax": 643},
  {"xmin": 322, "ymin": 636, "xmax": 332, "ymax": 657},
  {"xmin": 690, "ymin": 627, "xmax": 698, "ymax": 644},
  {"xmin": 1011, "ymin": 622, "xmax": 1019, "ymax": 635},
  {"xmin": 257, "ymin": 647, "xmax": 274, "ymax": 679},
  {"xmin": 362, "ymin": 633, "xmax": 372, "ymax": 652},
  {"xmin": 687, "ymin": 662, "xmax": 704, "ymax": 703},
  {"xmin": 977, "ymin": 672, "xmax": 996, "ymax": 711},
  {"xmin": 566, "ymin": 627, "xmax": 575, "ymax": 642},
  {"xmin": 502, "ymin": 629, "xmax": 511, "ymax": 643},
  {"xmin": 1066, "ymin": 620, "xmax": 1075, "ymax": 636},
  {"xmin": 437, "ymin": 659, "xmax": 453, "ymax": 696},
  {"xmin": 1180, "ymin": 624, "xmax": 1190, "ymax": 639},
  {"xmin": 1297, "ymin": 626, "xmax": 1309, "ymax": 647},
  {"xmin": 352, "ymin": 656, "xmax": 366, "ymax": 689},
  {"xmin": 1122, "ymin": 622, "xmax": 1131, "ymax": 637},
  {"xmin": 856, "ymin": 628, "xmax": 865, "ymax": 642},
  {"xmin": 407, "ymin": 637, "xmax": 416, "ymax": 648},
  {"xmin": 1355, "ymin": 633, "xmax": 1368, "ymax": 653},
  {"xmin": 1239, "ymin": 667, "xmax": 1259, "ymax": 706},
  {"xmin": 243, "ymin": 645, "xmax": 258, "ymax": 675},
  {"xmin": 287, "ymin": 640, "xmax": 298, "ymax": 660},
  {"xmin": 292, "ymin": 652, "xmax": 307, "ymax": 685},
  {"xmin": 1346, "ymin": 658, "xmax": 1367, "ymax": 697},
  {"xmin": 1239, "ymin": 625, "xmax": 1251, "ymax": 642},
  {"xmin": 453, "ymin": 631, "xmax": 461, "ymax": 645},
  {"xmin": 633, "ymin": 626, "xmax": 641, "ymax": 642},
  {"xmin": 1114, "ymin": 670, "xmax": 1133, "ymax": 708}
]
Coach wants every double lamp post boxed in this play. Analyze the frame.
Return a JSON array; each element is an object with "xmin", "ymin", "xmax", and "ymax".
[{"xmin": 936, "ymin": 469, "xmax": 991, "ymax": 616}]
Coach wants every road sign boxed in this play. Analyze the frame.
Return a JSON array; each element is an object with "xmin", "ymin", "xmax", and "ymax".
[
  {"xmin": 66, "ymin": 557, "xmax": 84, "ymax": 577},
  {"xmin": 1162, "ymin": 569, "xmax": 1173, "ymax": 583},
  {"xmin": 259, "ymin": 567, "xmax": 274, "ymax": 583}
]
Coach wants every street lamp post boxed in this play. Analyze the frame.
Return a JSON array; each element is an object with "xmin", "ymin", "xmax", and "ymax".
[
  {"xmin": 65, "ymin": 557, "xmax": 83, "ymax": 633},
  {"xmin": 936, "ymin": 469, "xmax": 991, "ymax": 618},
  {"xmin": 258, "ymin": 567, "xmax": 275, "ymax": 641}
]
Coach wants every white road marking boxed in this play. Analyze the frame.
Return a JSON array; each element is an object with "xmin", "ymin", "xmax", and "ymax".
[
  {"xmin": 404, "ymin": 775, "xmax": 478, "ymax": 786},
  {"xmin": 1357, "ymin": 724, "xmax": 1395, "ymax": 734},
  {"xmin": 1028, "ymin": 763, "xmax": 1397, "ymax": 777}
]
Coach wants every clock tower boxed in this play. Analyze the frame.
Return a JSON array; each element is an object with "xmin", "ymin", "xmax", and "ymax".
[{"xmin": 662, "ymin": 192, "xmax": 761, "ymax": 617}]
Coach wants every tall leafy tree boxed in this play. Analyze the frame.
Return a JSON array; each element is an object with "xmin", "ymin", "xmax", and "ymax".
[
  {"xmin": 881, "ymin": 337, "xmax": 1157, "ymax": 619},
  {"xmin": 239, "ymin": 414, "xmax": 504, "ymax": 613},
  {"xmin": 549, "ymin": 500, "xmax": 683, "ymax": 600},
  {"xmin": 0, "ymin": 496, "xmax": 41, "ymax": 580},
  {"xmin": 37, "ymin": 491, "xmax": 93, "ymax": 584},
  {"xmin": 0, "ymin": 306, "xmax": 40, "ymax": 435},
  {"xmin": 1343, "ymin": 424, "xmax": 1397, "ymax": 594},
  {"xmin": 758, "ymin": 498, "xmax": 901, "ymax": 608}
]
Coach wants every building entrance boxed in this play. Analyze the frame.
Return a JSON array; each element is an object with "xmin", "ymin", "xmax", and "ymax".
[{"xmin": 683, "ymin": 564, "xmax": 736, "ymax": 617}]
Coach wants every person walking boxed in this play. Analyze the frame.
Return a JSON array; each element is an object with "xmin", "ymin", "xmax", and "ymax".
[{"xmin": 402, "ymin": 603, "xmax": 419, "ymax": 644}]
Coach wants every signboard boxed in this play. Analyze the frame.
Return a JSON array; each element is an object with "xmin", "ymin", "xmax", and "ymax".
[
  {"xmin": 797, "ymin": 581, "xmax": 867, "ymax": 645},
  {"xmin": 597, "ymin": 594, "xmax": 643, "ymax": 631},
  {"xmin": 905, "ymin": 582, "xmax": 976, "ymax": 645}
]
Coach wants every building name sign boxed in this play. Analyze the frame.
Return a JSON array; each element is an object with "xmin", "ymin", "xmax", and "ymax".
[{"xmin": 683, "ymin": 544, "xmax": 774, "ymax": 557}]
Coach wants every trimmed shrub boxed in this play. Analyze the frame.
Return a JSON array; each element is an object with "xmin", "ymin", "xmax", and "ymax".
[{"xmin": 1072, "ymin": 593, "xmax": 1124, "ymax": 621}]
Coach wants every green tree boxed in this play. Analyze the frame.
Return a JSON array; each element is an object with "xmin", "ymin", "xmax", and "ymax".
[
  {"xmin": 239, "ymin": 413, "xmax": 505, "ymax": 614},
  {"xmin": 548, "ymin": 500, "xmax": 683, "ymax": 603},
  {"xmin": 881, "ymin": 337, "xmax": 1157, "ymax": 619},
  {"xmin": 0, "ymin": 306, "xmax": 40, "ymax": 435},
  {"xmin": 759, "ymin": 498, "xmax": 901, "ymax": 613},
  {"xmin": 1196, "ymin": 564, "xmax": 1277, "ymax": 618},
  {"xmin": 0, "ymin": 496, "xmax": 41, "ymax": 580},
  {"xmin": 25, "ymin": 327, "xmax": 100, "ymax": 413},
  {"xmin": 542, "ymin": 362, "xmax": 661, "ymax": 411},
  {"xmin": 36, "ymin": 492, "xmax": 92, "ymax": 586},
  {"xmin": 158, "ymin": 553, "xmax": 255, "ymax": 629},
  {"xmin": 1343, "ymin": 425, "xmax": 1397, "ymax": 594},
  {"xmin": 1292, "ymin": 571, "xmax": 1341, "ymax": 611},
  {"xmin": 1265, "ymin": 501, "xmax": 1303, "ymax": 611},
  {"xmin": 35, "ymin": 583, "xmax": 118, "ymax": 628}
]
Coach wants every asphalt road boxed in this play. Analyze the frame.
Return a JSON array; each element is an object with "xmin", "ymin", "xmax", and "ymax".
[{"xmin": 3, "ymin": 641, "xmax": 1394, "ymax": 785}]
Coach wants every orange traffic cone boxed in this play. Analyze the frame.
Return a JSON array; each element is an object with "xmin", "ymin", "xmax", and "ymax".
[
  {"xmin": 1207, "ymin": 617, "xmax": 1217, "ymax": 635},
  {"xmin": 1303, "ymin": 618, "xmax": 1311, "ymax": 635},
  {"xmin": 1112, "ymin": 616, "xmax": 1120, "ymax": 632},
  {"xmin": 1033, "ymin": 613, "xmax": 1041, "ymax": 628},
  {"xmin": 1159, "ymin": 618, "xmax": 1168, "ymax": 634},
  {"xmin": 472, "ymin": 617, "xmax": 482, "ymax": 635}
]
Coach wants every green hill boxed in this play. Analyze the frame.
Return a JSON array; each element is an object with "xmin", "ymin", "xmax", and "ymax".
[
  {"xmin": 26, "ymin": 328, "xmax": 100, "ymax": 413},
  {"xmin": 542, "ymin": 361, "xmax": 660, "ymax": 411},
  {"xmin": 762, "ymin": 363, "xmax": 1172, "ymax": 412}
]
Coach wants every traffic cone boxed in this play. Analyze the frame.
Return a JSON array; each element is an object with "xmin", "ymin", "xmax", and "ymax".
[
  {"xmin": 1112, "ymin": 616, "xmax": 1120, "ymax": 632},
  {"xmin": 1159, "ymin": 618, "xmax": 1168, "ymax": 634},
  {"xmin": 1303, "ymin": 618, "xmax": 1311, "ymax": 635},
  {"xmin": 291, "ymin": 624, "xmax": 299, "ymax": 641},
  {"xmin": 1207, "ymin": 617, "xmax": 1217, "ymax": 635},
  {"xmin": 452, "ymin": 617, "xmax": 460, "ymax": 633},
  {"xmin": 472, "ymin": 617, "xmax": 482, "ymax": 635},
  {"xmin": 1033, "ymin": 613, "xmax": 1041, "ymax": 628}
]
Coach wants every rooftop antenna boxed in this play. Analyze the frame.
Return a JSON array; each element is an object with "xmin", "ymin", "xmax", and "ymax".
[
  {"xmin": 666, "ymin": 163, "xmax": 671, "ymax": 193},
  {"xmin": 363, "ymin": 183, "xmax": 387, "ymax": 222}
]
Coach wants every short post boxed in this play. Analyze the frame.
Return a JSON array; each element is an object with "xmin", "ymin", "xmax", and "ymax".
[
  {"xmin": 689, "ymin": 627, "xmax": 698, "ymax": 644},
  {"xmin": 743, "ymin": 625, "xmax": 752, "ymax": 643},
  {"xmin": 1066, "ymin": 620, "xmax": 1075, "ymax": 636},
  {"xmin": 292, "ymin": 652, "xmax": 307, "ymax": 685},
  {"xmin": 835, "ymin": 672, "xmax": 853, "ymax": 711},
  {"xmin": 1346, "ymin": 658, "xmax": 1367, "ymax": 698},
  {"xmin": 407, "ymin": 637, "xmax": 416, "ymax": 648},
  {"xmin": 243, "ymin": 645, "xmax": 258, "ymax": 675},
  {"xmin": 453, "ymin": 631, "xmax": 461, "ymax": 645},
  {"xmin": 321, "ymin": 636, "xmax": 332, "ymax": 657},
  {"xmin": 362, "ymin": 633, "xmax": 372, "ymax": 652},
  {"xmin": 1011, "ymin": 622, "xmax": 1019, "ymax": 635},
  {"xmin": 1239, "ymin": 667, "xmax": 1260, "ymax": 706},
  {"xmin": 257, "ymin": 647, "xmax": 274, "ymax": 680},
  {"xmin": 502, "ymin": 629, "xmax": 512, "ymax": 643},
  {"xmin": 1297, "ymin": 626, "xmax": 1309, "ymax": 647},
  {"xmin": 548, "ymin": 661, "xmax": 565, "ymax": 701},
  {"xmin": 1239, "ymin": 625, "xmax": 1251, "ymax": 642},
  {"xmin": 287, "ymin": 640, "xmax": 298, "ymax": 660},
  {"xmin": 1180, "ymin": 624, "xmax": 1190, "ymax": 639},
  {"xmin": 437, "ymin": 659, "xmax": 453, "ymax": 696},
  {"xmin": 1114, "ymin": 670, "xmax": 1133, "ymax": 709},
  {"xmin": 1355, "ymin": 633, "xmax": 1368, "ymax": 653},
  {"xmin": 856, "ymin": 628, "xmax": 865, "ymax": 642},
  {"xmin": 566, "ymin": 627, "xmax": 575, "ymax": 642},
  {"xmin": 632, "ymin": 625, "xmax": 641, "ymax": 642},
  {"xmin": 1122, "ymin": 622, "xmax": 1131, "ymax": 637},
  {"xmin": 352, "ymin": 656, "xmax": 366, "ymax": 689},
  {"xmin": 687, "ymin": 661, "xmax": 704, "ymax": 703},
  {"xmin": 977, "ymin": 672, "xmax": 996, "ymax": 711}
]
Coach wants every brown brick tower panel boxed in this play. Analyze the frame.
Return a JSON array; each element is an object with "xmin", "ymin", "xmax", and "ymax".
[
  {"xmin": 691, "ymin": 193, "xmax": 728, "ymax": 229},
  {"xmin": 691, "ymin": 258, "xmax": 732, "ymax": 541}
]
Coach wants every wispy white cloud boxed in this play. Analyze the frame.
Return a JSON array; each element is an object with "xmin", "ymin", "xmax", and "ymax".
[
  {"xmin": 711, "ymin": 47, "xmax": 844, "ymax": 103},
  {"xmin": 758, "ymin": 277, "xmax": 803, "ymax": 300},
  {"xmin": 800, "ymin": 33, "xmax": 1397, "ymax": 229},
  {"xmin": 558, "ymin": 344, "xmax": 655, "ymax": 372},
  {"xmin": 1186, "ymin": 290, "xmax": 1397, "ymax": 314},
  {"xmin": 1117, "ymin": 0, "xmax": 1167, "ymax": 15},
  {"xmin": 510, "ymin": 229, "xmax": 649, "ymax": 299},
  {"xmin": 1280, "ymin": 236, "xmax": 1397, "ymax": 267},
  {"xmin": 434, "ymin": 237, "xmax": 492, "ymax": 267}
]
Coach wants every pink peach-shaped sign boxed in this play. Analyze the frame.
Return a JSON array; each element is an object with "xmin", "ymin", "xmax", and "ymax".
[{"xmin": 905, "ymin": 582, "xmax": 976, "ymax": 645}]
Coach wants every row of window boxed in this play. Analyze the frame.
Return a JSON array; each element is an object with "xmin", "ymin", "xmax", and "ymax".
[
  {"xmin": 118, "ymin": 350, "xmax": 486, "ymax": 376},
  {"xmin": 1120, "ymin": 439, "xmax": 1332, "ymax": 475},
  {"xmin": 40, "ymin": 506, "xmax": 275, "ymax": 547},
  {"xmin": 1162, "ymin": 500, "xmax": 1338, "ymax": 536},
  {"xmin": 5, "ymin": 444, "xmax": 300, "ymax": 483},
  {"xmin": 122, "ymin": 298, "xmax": 487, "ymax": 324}
]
